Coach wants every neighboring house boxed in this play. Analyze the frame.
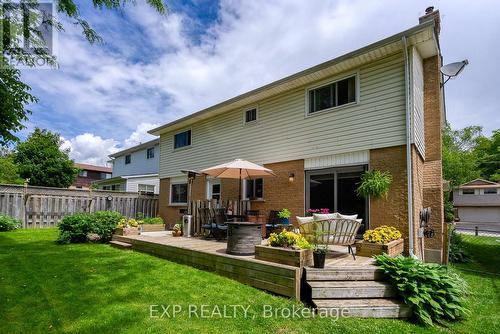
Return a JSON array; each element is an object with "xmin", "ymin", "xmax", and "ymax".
[
  {"xmin": 93, "ymin": 139, "xmax": 160, "ymax": 194},
  {"xmin": 71, "ymin": 163, "xmax": 112, "ymax": 190},
  {"xmin": 150, "ymin": 10, "xmax": 446, "ymax": 262},
  {"xmin": 453, "ymin": 179, "xmax": 500, "ymax": 223}
]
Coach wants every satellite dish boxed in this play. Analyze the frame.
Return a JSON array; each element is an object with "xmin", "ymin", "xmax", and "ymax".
[{"xmin": 440, "ymin": 59, "xmax": 469, "ymax": 86}]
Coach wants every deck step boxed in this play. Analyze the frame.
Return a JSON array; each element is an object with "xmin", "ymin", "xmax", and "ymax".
[
  {"xmin": 305, "ymin": 266, "xmax": 385, "ymax": 281},
  {"xmin": 308, "ymin": 281, "xmax": 397, "ymax": 299},
  {"xmin": 312, "ymin": 298, "xmax": 411, "ymax": 318},
  {"xmin": 109, "ymin": 240, "xmax": 132, "ymax": 249}
]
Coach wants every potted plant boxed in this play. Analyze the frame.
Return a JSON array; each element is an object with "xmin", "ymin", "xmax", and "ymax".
[
  {"xmin": 172, "ymin": 223, "xmax": 182, "ymax": 237},
  {"xmin": 255, "ymin": 229, "xmax": 312, "ymax": 267},
  {"xmin": 114, "ymin": 218, "xmax": 139, "ymax": 236},
  {"xmin": 311, "ymin": 224, "xmax": 328, "ymax": 268},
  {"xmin": 356, "ymin": 225, "xmax": 404, "ymax": 257},
  {"xmin": 139, "ymin": 217, "xmax": 166, "ymax": 232},
  {"xmin": 356, "ymin": 169, "xmax": 393, "ymax": 199},
  {"xmin": 277, "ymin": 208, "xmax": 291, "ymax": 224}
]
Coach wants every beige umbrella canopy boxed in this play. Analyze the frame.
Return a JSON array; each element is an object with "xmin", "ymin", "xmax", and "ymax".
[{"xmin": 200, "ymin": 159, "xmax": 276, "ymax": 201}]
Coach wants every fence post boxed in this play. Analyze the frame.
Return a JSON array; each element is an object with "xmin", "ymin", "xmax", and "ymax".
[{"xmin": 475, "ymin": 226, "xmax": 479, "ymax": 236}]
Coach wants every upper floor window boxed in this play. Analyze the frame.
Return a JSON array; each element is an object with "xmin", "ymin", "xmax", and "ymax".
[
  {"xmin": 174, "ymin": 130, "xmax": 191, "ymax": 149},
  {"xmin": 308, "ymin": 75, "xmax": 356, "ymax": 114},
  {"xmin": 125, "ymin": 154, "xmax": 131, "ymax": 164},
  {"xmin": 462, "ymin": 189, "xmax": 475, "ymax": 195},
  {"xmin": 78, "ymin": 170, "xmax": 87, "ymax": 177},
  {"xmin": 146, "ymin": 147, "xmax": 155, "ymax": 159},
  {"xmin": 484, "ymin": 188, "xmax": 498, "ymax": 194},
  {"xmin": 245, "ymin": 178, "xmax": 263, "ymax": 200},
  {"xmin": 101, "ymin": 172, "xmax": 112, "ymax": 179},
  {"xmin": 245, "ymin": 108, "xmax": 258, "ymax": 124}
]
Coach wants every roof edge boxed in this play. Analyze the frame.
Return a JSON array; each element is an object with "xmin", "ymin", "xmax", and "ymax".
[{"xmin": 108, "ymin": 138, "xmax": 159, "ymax": 158}]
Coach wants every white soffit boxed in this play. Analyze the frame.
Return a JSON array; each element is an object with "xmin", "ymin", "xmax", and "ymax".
[{"xmin": 305, "ymin": 150, "xmax": 369, "ymax": 170}]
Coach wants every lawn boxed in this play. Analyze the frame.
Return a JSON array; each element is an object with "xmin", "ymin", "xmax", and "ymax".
[{"xmin": 0, "ymin": 229, "xmax": 498, "ymax": 334}]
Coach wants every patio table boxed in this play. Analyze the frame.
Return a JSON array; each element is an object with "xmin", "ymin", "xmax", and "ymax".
[{"xmin": 226, "ymin": 222, "xmax": 262, "ymax": 255}]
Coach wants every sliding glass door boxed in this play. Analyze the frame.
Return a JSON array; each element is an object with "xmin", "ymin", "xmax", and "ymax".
[{"xmin": 306, "ymin": 165, "xmax": 368, "ymax": 234}]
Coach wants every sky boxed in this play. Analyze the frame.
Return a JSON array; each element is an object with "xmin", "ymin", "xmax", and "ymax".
[{"xmin": 19, "ymin": 0, "xmax": 500, "ymax": 165}]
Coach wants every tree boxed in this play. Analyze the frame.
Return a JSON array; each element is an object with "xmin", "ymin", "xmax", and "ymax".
[
  {"xmin": 0, "ymin": 0, "xmax": 167, "ymax": 145},
  {"xmin": 13, "ymin": 128, "xmax": 77, "ymax": 187},
  {"xmin": 0, "ymin": 149, "xmax": 24, "ymax": 184},
  {"xmin": 475, "ymin": 130, "xmax": 500, "ymax": 181}
]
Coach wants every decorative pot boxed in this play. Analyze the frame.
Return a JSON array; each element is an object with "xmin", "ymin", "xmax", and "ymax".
[
  {"xmin": 280, "ymin": 217, "xmax": 289, "ymax": 225},
  {"xmin": 313, "ymin": 250, "xmax": 326, "ymax": 268},
  {"xmin": 172, "ymin": 230, "xmax": 182, "ymax": 237}
]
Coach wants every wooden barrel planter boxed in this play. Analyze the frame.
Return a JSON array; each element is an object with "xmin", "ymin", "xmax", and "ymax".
[
  {"xmin": 140, "ymin": 224, "xmax": 166, "ymax": 233},
  {"xmin": 355, "ymin": 239, "xmax": 404, "ymax": 257},
  {"xmin": 226, "ymin": 222, "xmax": 262, "ymax": 256},
  {"xmin": 255, "ymin": 245, "xmax": 313, "ymax": 267}
]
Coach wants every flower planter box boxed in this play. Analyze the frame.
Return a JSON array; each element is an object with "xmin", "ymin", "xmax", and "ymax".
[
  {"xmin": 139, "ymin": 224, "xmax": 166, "ymax": 233},
  {"xmin": 355, "ymin": 239, "xmax": 404, "ymax": 257},
  {"xmin": 114, "ymin": 227, "xmax": 139, "ymax": 236},
  {"xmin": 255, "ymin": 245, "xmax": 313, "ymax": 267}
]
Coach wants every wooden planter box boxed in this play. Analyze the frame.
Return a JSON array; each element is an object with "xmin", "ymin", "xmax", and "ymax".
[
  {"xmin": 255, "ymin": 245, "xmax": 313, "ymax": 267},
  {"xmin": 355, "ymin": 239, "xmax": 404, "ymax": 257},
  {"xmin": 139, "ymin": 224, "xmax": 166, "ymax": 232},
  {"xmin": 114, "ymin": 227, "xmax": 139, "ymax": 236}
]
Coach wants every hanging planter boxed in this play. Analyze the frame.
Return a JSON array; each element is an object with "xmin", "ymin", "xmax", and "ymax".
[{"xmin": 356, "ymin": 170, "xmax": 393, "ymax": 199}]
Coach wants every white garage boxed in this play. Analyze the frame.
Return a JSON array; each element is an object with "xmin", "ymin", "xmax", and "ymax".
[{"xmin": 456, "ymin": 207, "xmax": 500, "ymax": 223}]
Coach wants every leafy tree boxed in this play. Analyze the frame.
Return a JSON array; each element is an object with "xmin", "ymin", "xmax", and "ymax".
[
  {"xmin": 475, "ymin": 130, "xmax": 500, "ymax": 181},
  {"xmin": 0, "ymin": 0, "xmax": 167, "ymax": 145},
  {"xmin": 13, "ymin": 128, "xmax": 77, "ymax": 187},
  {"xmin": 0, "ymin": 149, "xmax": 24, "ymax": 184}
]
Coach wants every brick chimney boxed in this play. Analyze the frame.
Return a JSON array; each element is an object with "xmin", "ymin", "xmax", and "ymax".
[{"xmin": 419, "ymin": 6, "xmax": 441, "ymax": 36}]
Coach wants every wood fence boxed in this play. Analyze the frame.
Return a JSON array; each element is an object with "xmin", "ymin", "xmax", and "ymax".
[
  {"xmin": 187, "ymin": 199, "xmax": 250, "ymax": 235},
  {"xmin": 0, "ymin": 184, "xmax": 158, "ymax": 228}
]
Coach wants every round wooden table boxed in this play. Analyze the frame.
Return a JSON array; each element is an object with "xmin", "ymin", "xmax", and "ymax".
[{"xmin": 226, "ymin": 222, "xmax": 262, "ymax": 255}]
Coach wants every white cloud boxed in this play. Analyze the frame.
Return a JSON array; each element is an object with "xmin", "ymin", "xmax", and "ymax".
[{"xmin": 123, "ymin": 122, "xmax": 159, "ymax": 147}]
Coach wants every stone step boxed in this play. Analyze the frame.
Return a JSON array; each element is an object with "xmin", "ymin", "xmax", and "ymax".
[
  {"xmin": 305, "ymin": 266, "xmax": 385, "ymax": 281},
  {"xmin": 308, "ymin": 281, "xmax": 397, "ymax": 299},
  {"xmin": 109, "ymin": 240, "xmax": 132, "ymax": 249},
  {"xmin": 312, "ymin": 298, "xmax": 411, "ymax": 318}
]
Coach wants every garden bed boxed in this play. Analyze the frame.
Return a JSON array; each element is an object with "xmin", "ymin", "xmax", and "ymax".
[
  {"xmin": 114, "ymin": 227, "xmax": 139, "ymax": 236},
  {"xmin": 356, "ymin": 239, "xmax": 404, "ymax": 257},
  {"xmin": 255, "ymin": 245, "xmax": 312, "ymax": 267},
  {"xmin": 139, "ymin": 224, "xmax": 165, "ymax": 232}
]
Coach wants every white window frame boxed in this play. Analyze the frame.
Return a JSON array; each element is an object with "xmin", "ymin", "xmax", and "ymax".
[
  {"xmin": 170, "ymin": 178, "xmax": 188, "ymax": 205},
  {"xmin": 305, "ymin": 72, "xmax": 359, "ymax": 117},
  {"xmin": 206, "ymin": 178, "xmax": 221, "ymax": 200},
  {"xmin": 243, "ymin": 106, "xmax": 259, "ymax": 125},
  {"xmin": 138, "ymin": 184, "xmax": 155, "ymax": 195},
  {"xmin": 173, "ymin": 129, "xmax": 192, "ymax": 150},
  {"xmin": 483, "ymin": 188, "xmax": 498, "ymax": 195},
  {"xmin": 243, "ymin": 178, "xmax": 264, "ymax": 201},
  {"xmin": 461, "ymin": 189, "xmax": 475, "ymax": 195}
]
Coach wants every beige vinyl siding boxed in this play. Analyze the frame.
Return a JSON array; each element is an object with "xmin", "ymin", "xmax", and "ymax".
[
  {"xmin": 159, "ymin": 52, "xmax": 406, "ymax": 178},
  {"xmin": 411, "ymin": 47, "xmax": 425, "ymax": 157}
]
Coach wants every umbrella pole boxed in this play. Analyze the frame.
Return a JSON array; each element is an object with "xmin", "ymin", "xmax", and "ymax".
[{"xmin": 238, "ymin": 168, "xmax": 242, "ymax": 215}]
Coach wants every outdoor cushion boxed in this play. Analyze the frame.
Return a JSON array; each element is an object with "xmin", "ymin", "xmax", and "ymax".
[
  {"xmin": 338, "ymin": 213, "xmax": 358, "ymax": 219},
  {"xmin": 313, "ymin": 213, "xmax": 340, "ymax": 221},
  {"xmin": 296, "ymin": 216, "xmax": 313, "ymax": 224}
]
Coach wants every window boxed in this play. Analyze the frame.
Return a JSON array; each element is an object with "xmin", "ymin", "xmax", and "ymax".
[
  {"xmin": 170, "ymin": 183, "xmax": 188, "ymax": 204},
  {"xmin": 111, "ymin": 184, "xmax": 120, "ymax": 191},
  {"xmin": 245, "ymin": 178, "xmax": 263, "ymax": 200},
  {"xmin": 245, "ymin": 108, "xmax": 257, "ymax": 123},
  {"xmin": 484, "ymin": 188, "xmax": 498, "ymax": 194},
  {"xmin": 103, "ymin": 186, "xmax": 110, "ymax": 190},
  {"xmin": 100, "ymin": 172, "xmax": 112, "ymax": 179},
  {"xmin": 174, "ymin": 130, "xmax": 191, "ymax": 149},
  {"xmin": 138, "ymin": 184, "xmax": 155, "ymax": 195},
  {"xmin": 125, "ymin": 154, "xmax": 131, "ymax": 164},
  {"xmin": 78, "ymin": 170, "xmax": 87, "ymax": 177},
  {"xmin": 308, "ymin": 76, "xmax": 356, "ymax": 114},
  {"xmin": 462, "ymin": 189, "xmax": 475, "ymax": 195},
  {"xmin": 146, "ymin": 147, "xmax": 155, "ymax": 159},
  {"xmin": 206, "ymin": 179, "xmax": 221, "ymax": 200}
]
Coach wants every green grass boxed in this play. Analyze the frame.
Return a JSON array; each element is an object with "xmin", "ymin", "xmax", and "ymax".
[{"xmin": 0, "ymin": 229, "xmax": 498, "ymax": 333}]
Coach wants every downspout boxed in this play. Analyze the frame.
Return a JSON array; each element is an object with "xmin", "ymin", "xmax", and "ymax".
[{"xmin": 402, "ymin": 36, "xmax": 418, "ymax": 259}]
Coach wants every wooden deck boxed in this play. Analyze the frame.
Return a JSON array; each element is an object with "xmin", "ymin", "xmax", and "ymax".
[{"xmin": 112, "ymin": 232, "xmax": 373, "ymax": 300}]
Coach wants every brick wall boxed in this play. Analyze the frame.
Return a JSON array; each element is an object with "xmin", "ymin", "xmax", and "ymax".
[
  {"xmin": 412, "ymin": 145, "xmax": 425, "ymax": 258},
  {"xmin": 422, "ymin": 55, "xmax": 445, "ymax": 263},
  {"xmin": 158, "ymin": 178, "xmax": 185, "ymax": 228}
]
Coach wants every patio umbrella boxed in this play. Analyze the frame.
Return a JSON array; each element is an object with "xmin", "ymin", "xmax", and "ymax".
[{"xmin": 200, "ymin": 159, "xmax": 276, "ymax": 202}]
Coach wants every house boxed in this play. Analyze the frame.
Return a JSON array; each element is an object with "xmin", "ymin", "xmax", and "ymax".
[
  {"xmin": 70, "ymin": 163, "xmax": 112, "ymax": 190},
  {"xmin": 149, "ymin": 9, "xmax": 446, "ymax": 262},
  {"xmin": 93, "ymin": 139, "xmax": 160, "ymax": 194},
  {"xmin": 453, "ymin": 179, "xmax": 500, "ymax": 223}
]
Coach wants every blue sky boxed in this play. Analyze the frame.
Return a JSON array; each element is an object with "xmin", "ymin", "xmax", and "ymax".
[{"xmin": 19, "ymin": 0, "xmax": 500, "ymax": 165}]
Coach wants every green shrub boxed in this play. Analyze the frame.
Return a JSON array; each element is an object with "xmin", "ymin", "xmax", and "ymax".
[
  {"xmin": 268, "ymin": 230, "xmax": 311, "ymax": 249},
  {"xmin": 57, "ymin": 211, "xmax": 123, "ymax": 244},
  {"xmin": 448, "ymin": 225, "xmax": 469, "ymax": 263},
  {"xmin": 142, "ymin": 217, "xmax": 164, "ymax": 225},
  {"xmin": 444, "ymin": 194, "xmax": 455, "ymax": 222},
  {"xmin": 0, "ymin": 215, "xmax": 22, "ymax": 231},
  {"xmin": 374, "ymin": 254, "xmax": 469, "ymax": 326}
]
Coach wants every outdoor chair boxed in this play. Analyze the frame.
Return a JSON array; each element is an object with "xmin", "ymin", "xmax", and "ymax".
[
  {"xmin": 199, "ymin": 207, "xmax": 216, "ymax": 238},
  {"xmin": 298, "ymin": 218, "xmax": 362, "ymax": 260},
  {"xmin": 212, "ymin": 207, "xmax": 230, "ymax": 239},
  {"xmin": 265, "ymin": 210, "xmax": 282, "ymax": 237}
]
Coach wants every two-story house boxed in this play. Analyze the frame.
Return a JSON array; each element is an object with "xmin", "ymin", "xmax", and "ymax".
[
  {"xmin": 150, "ymin": 9, "xmax": 446, "ymax": 262},
  {"xmin": 93, "ymin": 138, "xmax": 160, "ymax": 194},
  {"xmin": 453, "ymin": 179, "xmax": 500, "ymax": 223},
  {"xmin": 70, "ymin": 163, "xmax": 112, "ymax": 190}
]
